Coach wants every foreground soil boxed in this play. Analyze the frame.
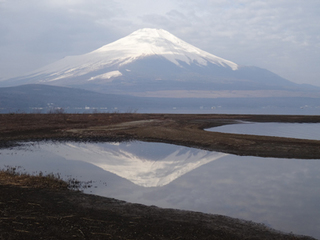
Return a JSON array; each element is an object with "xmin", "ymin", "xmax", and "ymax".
[
  {"xmin": 1, "ymin": 113, "xmax": 320, "ymax": 239},
  {"xmin": 0, "ymin": 172, "xmax": 315, "ymax": 240}
]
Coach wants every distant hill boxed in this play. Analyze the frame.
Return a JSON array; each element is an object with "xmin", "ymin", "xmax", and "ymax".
[
  {"xmin": 1, "ymin": 84, "xmax": 319, "ymax": 114},
  {"xmin": 0, "ymin": 84, "xmax": 144, "ymax": 113}
]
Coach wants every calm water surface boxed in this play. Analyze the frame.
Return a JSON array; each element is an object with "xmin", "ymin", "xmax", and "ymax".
[
  {"xmin": 1, "ymin": 141, "xmax": 320, "ymax": 239},
  {"xmin": 206, "ymin": 122, "xmax": 320, "ymax": 140}
]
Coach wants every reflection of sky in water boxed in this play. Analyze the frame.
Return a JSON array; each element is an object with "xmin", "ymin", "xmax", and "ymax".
[
  {"xmin": 1, "ymin": 141, "xmax": 320, "ymax": 239},
  {"xmin": 206, "ymin": 122, "xmax": 320, "ymax": 140}
]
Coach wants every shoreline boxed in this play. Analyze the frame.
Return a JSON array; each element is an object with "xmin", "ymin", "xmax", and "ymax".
[
  {"xmin": 1, "ymin": 113, "xmax": 320, "ymax": 159},
  {"xmin": 0, "ymin": 170, "xmax": 315, "ymax": 239}
]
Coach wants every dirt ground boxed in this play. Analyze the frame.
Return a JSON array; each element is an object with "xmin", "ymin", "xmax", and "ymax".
[{"xmin": 1, "ymin": 113, "xmax": 320, "ymax": 239}]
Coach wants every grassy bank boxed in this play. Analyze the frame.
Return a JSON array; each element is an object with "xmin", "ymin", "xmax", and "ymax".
[{"xmin": 0, "ymin": 167, "xmax": 316, "ymax": 240}]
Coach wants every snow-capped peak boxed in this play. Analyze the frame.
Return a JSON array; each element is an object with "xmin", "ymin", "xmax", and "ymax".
[
  {"xmin": 92, "ymin": 28, "xmax": 238, "ymax": 70},
  {"xmin": 25, "ymin": 28, "xmax": 238, "ymax": 82}
]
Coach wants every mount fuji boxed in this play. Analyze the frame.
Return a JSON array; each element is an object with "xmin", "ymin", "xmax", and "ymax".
[{"xmin": 1, "ymin": 28, "xmax": 319, "ymax": 98}]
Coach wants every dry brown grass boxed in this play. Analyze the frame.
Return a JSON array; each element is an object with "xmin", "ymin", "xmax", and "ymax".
[
  {"xmin": 0, "ymin": 166, "xmax": 69, "ymax": 189},
  {"xmin": 0, "ymin": 167, "xmax": 315, "ymax": 239},
  {"xmin": 0, "ymin": 166, "xmax": 93, "ymax": 190}
]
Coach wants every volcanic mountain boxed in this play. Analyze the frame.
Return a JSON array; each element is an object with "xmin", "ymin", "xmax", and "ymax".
[{"xmin": 1, "ymin": 28, "xmax": 319, "ymax": 98}]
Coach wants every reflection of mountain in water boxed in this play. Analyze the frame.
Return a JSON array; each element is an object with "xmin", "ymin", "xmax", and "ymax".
[{"xmin": 42, "ymin": 142, "xmax": 227, "ymax": 187}]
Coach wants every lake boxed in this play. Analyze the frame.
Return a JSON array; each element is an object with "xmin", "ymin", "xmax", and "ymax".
[
  {"xmin": 1, "ymin": 138, "xmax": 320, "ymax": 239},
  {"xmin": 206, "ymin": 122, "xmax": 320, "ymax": 140}
]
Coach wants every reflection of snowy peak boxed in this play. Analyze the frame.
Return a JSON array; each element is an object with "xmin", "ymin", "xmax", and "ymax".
[{"xmin": 42, "ymin": 142, "xmax": 227, "ymax": 187}]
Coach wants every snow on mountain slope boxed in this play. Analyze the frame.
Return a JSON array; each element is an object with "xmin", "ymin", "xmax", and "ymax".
[
  {"xmin": 28, "ymin": 28, "xmax": 238, "ymax": 82},
  {"xmin": 88, "ymin": 71, "xmax": 122, "ymax": 81},
  {"xmin": 92, "ymin": 28, "xmax": 238, "ymax": 70}
]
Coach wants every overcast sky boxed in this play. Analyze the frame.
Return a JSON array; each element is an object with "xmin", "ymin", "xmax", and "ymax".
[{"xmin": 1, "ymin": 0, "xmax": 319, "ymax": 86}]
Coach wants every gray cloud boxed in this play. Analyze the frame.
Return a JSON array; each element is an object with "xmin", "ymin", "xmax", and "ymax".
[
  {"xmin": 172, "ymin": 0, "xmax": 320, "ymax": 85},
  {"xmin": 0, "ymin": 0, "xmax": 125, "ymax": 78},
  {"xmin": 0, "ymin": 0, "xmax": 319, "ymax": 86}
]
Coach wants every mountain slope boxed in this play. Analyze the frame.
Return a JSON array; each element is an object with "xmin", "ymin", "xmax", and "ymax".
[
  {"xmin": 0, "ymin": 84, "xmax": 145, "ymax": 113},
  {"xmin": 1, "ymin": 28, "xmax": 318, "ymax": 97},
  {"xmin": 26, "ymin": 28, "xmax": 238, "ymax": 81}
]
